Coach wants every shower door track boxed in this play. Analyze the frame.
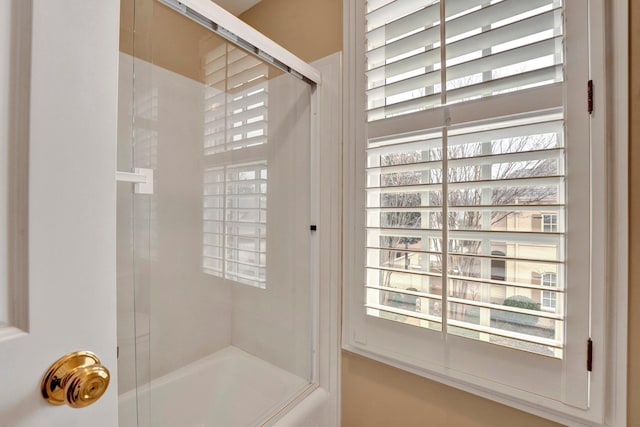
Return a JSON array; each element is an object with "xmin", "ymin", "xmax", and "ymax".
[{"xmin": 158, "ymin": 0, "xmax": 321, "ymax": 86}]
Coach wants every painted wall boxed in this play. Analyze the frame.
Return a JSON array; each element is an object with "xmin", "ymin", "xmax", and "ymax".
[
  {"xmin": 238, "ymin": 0, "xmax": 637, "ymax": 426},
  {"xmin": 120, "ymin": 0, "xmax": 211, "ymax": 81},
  {"xmin": 239, "ymin": 0, "xmax": 342, "ymax": 64},
  {"xmin": 342, "ymin": 352, "xmax": 562, "ymax": 427}
]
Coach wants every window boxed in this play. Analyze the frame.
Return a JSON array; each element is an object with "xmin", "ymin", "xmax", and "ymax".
[
  {"xmin": 344, "ymin": 0, "xmax": 607, "ymax": 423},
  {"xmin": 541, "ymin": 272, "xmax": 557, "ymax": 310}
]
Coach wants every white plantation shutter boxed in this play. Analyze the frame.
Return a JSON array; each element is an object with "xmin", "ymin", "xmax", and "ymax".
[
  {"xmin": 348, "ymin": 0, "xmax": 599, "ymax": 419},
  {"xmin": 366, "ymin": 116, "xmax": 567, "ymax": 356},
  {"xmin": 366, "ymin": 0, "xmax": 563, "ymax": 121}
]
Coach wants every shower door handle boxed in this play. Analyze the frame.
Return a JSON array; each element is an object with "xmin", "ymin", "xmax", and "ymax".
[
  {"xmin": 116, "ymin": 167, "xmax": 154, "ymax": 194},
  {"xmin": 41, "ymin": 351, "xmax": 111, "ymax": 408}
]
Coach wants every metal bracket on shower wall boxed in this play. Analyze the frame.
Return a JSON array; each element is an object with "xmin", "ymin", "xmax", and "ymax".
[{"xmin": 116, "ymin": 168, "xmax": 154, "ymax": 195}]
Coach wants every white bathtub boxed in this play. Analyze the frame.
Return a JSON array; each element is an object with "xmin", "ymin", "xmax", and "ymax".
[{"xmin": 118, "ymin": 346, "xmax": 311, "ymax": 427}]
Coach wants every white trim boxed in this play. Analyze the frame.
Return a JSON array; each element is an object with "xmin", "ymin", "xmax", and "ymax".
[
  {"xmin": 271, "ymin": 52, "xmax": 342, "ymax": 427},
  {"xmin": 604, "ymin": 0, "xmax": 629, "ymax": 425},
  {"xmin": 310, "ymin": 74, "xmax": 320, "ymax": 385},
  {"xmin": 312, "ymin": 53, "xmax": 343, "ymax": 426},
  {"xmin": 163, "ymin": 0, "xmax": 321, "ymax": 85}
]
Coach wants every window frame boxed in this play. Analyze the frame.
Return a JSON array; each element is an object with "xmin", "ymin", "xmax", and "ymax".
[
  {"xmin": 341, "ymin": 0, "xmax": 628, "ymax": 425},
  {"xmin": 542, "ymin": 213, "xmax": 558, "ymax": 233}
]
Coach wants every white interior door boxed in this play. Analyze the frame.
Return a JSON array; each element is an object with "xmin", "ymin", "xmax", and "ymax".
[{"xmin": 0, "ymin": 0, "xmax": 120, "ymax": 425}]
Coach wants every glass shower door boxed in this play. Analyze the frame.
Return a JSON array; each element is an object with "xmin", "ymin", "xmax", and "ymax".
[{"xmin": 117, "ymin": 0, "xmax": 317, "ymax": 425}]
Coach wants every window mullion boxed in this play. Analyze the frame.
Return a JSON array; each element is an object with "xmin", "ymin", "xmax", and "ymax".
[
  {"xmin": 439, "ymin": 0, "xmax": 449, "ymax": 337},
  {"xmin": 441, "ymin": 129, "xmax": 449, "ymax": 336},
  {"xmin": 439, "ymin": 0, "xmax": 447, "ymax": 106}
]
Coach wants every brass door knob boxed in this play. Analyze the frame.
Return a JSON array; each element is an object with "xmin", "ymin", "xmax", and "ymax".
[{"xmin": 41, "ymin": 351, "xmax": 110, "ymax": 408}]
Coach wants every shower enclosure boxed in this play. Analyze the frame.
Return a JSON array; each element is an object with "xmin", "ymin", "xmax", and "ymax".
[{"xmin": 116, "ymin": 0, "xmax": 321, "ymax": 425}]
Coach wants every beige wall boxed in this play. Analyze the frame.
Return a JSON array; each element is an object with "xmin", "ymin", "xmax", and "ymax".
[
  {"xmin": 120, "ymin": 0, "xmax": 218, "ymax": 82},
  {"xmin": 239, "ymin": 0, "xmax": 342, "ymax": 64},
  {"xmin": 342, "ymin": 351, "xmax": 562, "ymax": 427}
]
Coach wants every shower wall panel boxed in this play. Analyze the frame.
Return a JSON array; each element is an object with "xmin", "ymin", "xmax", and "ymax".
[
  {"xmin": 117, "ymin": 53, "xmax": 233, "ymax": 393},
  {"xmin": 230, "ymin": 72, "xmax": 313, "ymax": 381}
]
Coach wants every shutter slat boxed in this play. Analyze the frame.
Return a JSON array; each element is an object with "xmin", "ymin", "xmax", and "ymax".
[
  {"xmin": 368, "ymin": 92, "xmax": 442, "ymax": 121},
  {"xmin": 448, "ymin": 118, "xmax": 563, "ymax": 146},
  {"xmin": 367, "ymin": 69, "xmax": 440, "ymax": 109},
  {"xmin": 446, "ymin": 8, "xmax": 562, "ymax": 61},
  {"xmin": 367, "ymin": 159, "xmax": 443, "ymax": 174},
  {"xmin": 447, "ymin": 65, "xmax": 562, "ymax": 103},
  {"xmin": 367, "ymin": 226, "xmax": 561, "ymax": 246},
  {"xmin": 367, "ymin": 147, "xmax": 562, "ymax": 174},
  {"xmin": 367, "ymin": 247, "xmax": 562, "ymax": 266},
  {"xmin": 448, "ymin": 297, "xmax": 563, "ymax": 321},
  {"xmin": 368, "ymin": 174, "xmax": 562, "ymax": 193},
  {"xmin": 367, "ymin": 48, "xmax": 441, "ymax": 90},
  {"xmin": 366, "ymin": 285, "xmax": 442, "ymax": 301},
  {"xmin": 367, "ymin": 25, "xmax": 441, "ymax": 70},
  {"xmin": 445, "ymin": 0, "xmax": 555, "ymax": 40},
  {"xmin": 367, "ymin": 1, "xmax": 440, "ymax": 50},
  {"xmin": 366, "ymin": 304, "xmax": 443, "ymax": 324},
  {"xmin": 446, "ymin": 36, "xmax": 562, "ymax": 83},
  {"xmin": 449, "ymin": 275, "xmax": 562, "ymax": 292},
  {"xmin": 366, "ymin": 265, "xmax": 442, "ymax": 279},
  {"xmin": 368, "ymin": 135, "xmax": 442, "ymax": 157},
  {"xmin": 367, "ymin": 204, "xmax": 563, "ymax": 213},
  {"xmin": 366, "ymin": 0, "xmax": 438, "ymax": 32},
  {"xmin": 447, "ymin": 147, "xmax": 563, "ymax": 168},
  {"xmin": 447, "ymin": 319, "xmax": 563, "ymax": 348}
]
